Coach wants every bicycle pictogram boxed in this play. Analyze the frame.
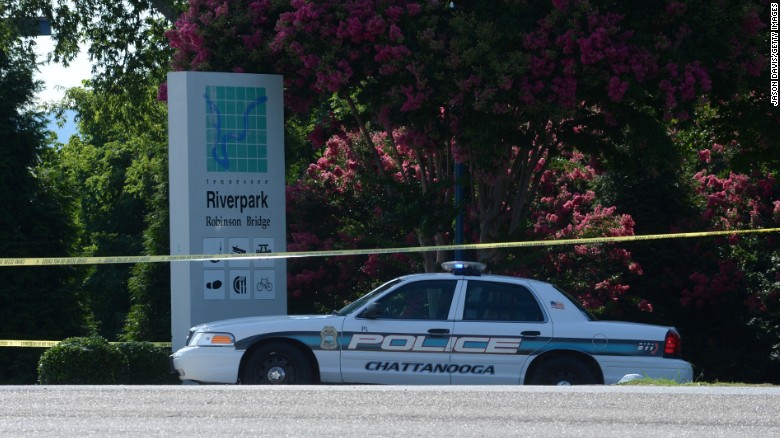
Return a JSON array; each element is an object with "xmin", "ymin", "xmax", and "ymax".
[{"xmin": 257, "ymin": 277, "xmax": 273, "ymax": 292}]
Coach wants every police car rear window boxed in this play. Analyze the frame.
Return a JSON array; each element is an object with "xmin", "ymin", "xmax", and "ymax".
[{"xmin": 463, "ymin": 281, "xmax": 544, "ymax": 322}]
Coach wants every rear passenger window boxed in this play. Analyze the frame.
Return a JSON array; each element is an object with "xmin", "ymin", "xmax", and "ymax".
[{"xmin": 463, "ymin": 281, "xmax": 544, "ymax": 322}]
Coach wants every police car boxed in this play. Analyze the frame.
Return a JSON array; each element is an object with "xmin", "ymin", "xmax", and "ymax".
[{"xmin": 170, "ymin": 262, "xmax": 694, "ymax": 385}]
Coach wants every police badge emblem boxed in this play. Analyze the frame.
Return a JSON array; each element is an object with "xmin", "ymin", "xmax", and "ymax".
[{"xmin": 320, "ymin": 326, "xmax": 338, "ymax": 350}]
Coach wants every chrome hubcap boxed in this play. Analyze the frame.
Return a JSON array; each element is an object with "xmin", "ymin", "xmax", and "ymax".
[{"xmin": 267, "ymin": 366, "xmax": 287, "ymax": 383}]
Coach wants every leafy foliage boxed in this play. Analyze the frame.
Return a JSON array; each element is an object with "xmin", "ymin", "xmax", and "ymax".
[
  {"xmin": 113, "ymin": 341, "xmax": 179, "ymax": 384},
  {"xmin": 51, "ymin": 84, "xmax": 169, "ymax": 340},
  {"xmin": 38, "ymin": 337, "xmax": 124, "ymax": 384},
  {"xmin": 4, "ymin": 0, "xmax": 180, "ymax": 104},
  {"xmin": 164, "ymin": 0, "xmax": 766, "ymax": 259},
  {"xmin": 0, "ymin": 13, "xmax": 87, "ymax": 384},
  {"xmin": 675, "ymin": 119, "xmax": 780, "ymax": 382},
  {"xmin": 1, "ymin": 0, "xmax": 776, "ymax": 384},
  {"xmin": 38, "ymin": 337, "xmax": 176, "ymax": 384},
  {"xmin": 162, "ymin": 0, "xmax": 777, "ymax": 383}
]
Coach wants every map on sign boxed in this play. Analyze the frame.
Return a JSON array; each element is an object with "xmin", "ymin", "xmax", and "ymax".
[{"xmin": 204, "ymin": 86, "xmax": 269, "ymax": 173}]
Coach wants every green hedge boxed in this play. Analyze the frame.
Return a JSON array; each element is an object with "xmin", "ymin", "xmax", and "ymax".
[
  {"xmin": 114, "ymin": 341, "xmax": 179, "ymax": 384},
  {"xmin": 37, "ymin": 337, "xmax": 179, "ymax": 384}
]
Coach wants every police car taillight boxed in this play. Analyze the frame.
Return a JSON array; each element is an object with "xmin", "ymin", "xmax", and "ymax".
[{"xmin": 663, "ymin": 329, "xmax": 682, "ymax": 358}]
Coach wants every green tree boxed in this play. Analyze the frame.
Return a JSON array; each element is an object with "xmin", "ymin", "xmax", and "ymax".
[
  {"xmin": 0, "ymin": 16, "xmax": 86, "ymax": 383},
  {"xmin": 5, "ymin": 0, "xmax": 180, "ymax": 103},
  {"xmin": 3, "ymin": 0, "xmax": 178, "ymax": 343},
  {"xmin": 53, "ymin": 82, "xmax": 169, "ymax": 341}
]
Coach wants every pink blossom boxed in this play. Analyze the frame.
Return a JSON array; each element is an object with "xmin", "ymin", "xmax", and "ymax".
[
  {"xmin": 607, "ymin": 76, "xmax": 629, "ymax": 102},
  {"xmin": 192, "ymin": 48, "xmax": 211, "ymax": 69},
  {"xmin": 637, "ymin": 299, "xmax": 653, "ymax": 312},
  {"xmin": 405, "ymin": 3, "xmax": 421, "ymax": 16},
  {"xmin": 215, "ymin": 2, "xmax": 228, "ymax": 17},
  {"xmin": 156, "ymin": 82, "xmax": 168, "ymax": 102},
  {"xmin": 552, "ymin": 0, "xmax": 569, "ymax": 12},
  {"xmin": 550, "ymin": 76, "xmax": 577, "ymax": 107},
  {"xmin": 400, "ymin": 85, "xmax": 427, "ymax": 111},
  {"xmin": 388, "ymin": 24, "xmax": 403, "ymax": 42}
]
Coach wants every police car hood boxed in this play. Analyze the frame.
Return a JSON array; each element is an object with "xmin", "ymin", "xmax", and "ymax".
[{"xmin": 192, "ymin": 314, "xmax": 339, "ymax": 335}]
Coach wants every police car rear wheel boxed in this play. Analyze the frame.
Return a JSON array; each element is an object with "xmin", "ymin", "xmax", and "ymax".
[
  {"xmin": 241, "ymin": 343, "xmax": 313, "ymax": 385},
  {"xmin": 529, "ymin": 357, "xmax": 596, "ymax": 385}
]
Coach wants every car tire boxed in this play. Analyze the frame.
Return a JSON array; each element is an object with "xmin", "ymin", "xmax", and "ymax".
[
  {"xmin": 528, "ymin": 356, "xmax": 597, "ymax": 385},
  {"xmin": 241, "ymin": 343, "xmax": 313, "ymax": 385}
]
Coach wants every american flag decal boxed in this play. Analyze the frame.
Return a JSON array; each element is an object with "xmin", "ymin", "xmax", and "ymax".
[{"xmin": 550, "ymin": 300, "xmax": 565, "ymax": 310}]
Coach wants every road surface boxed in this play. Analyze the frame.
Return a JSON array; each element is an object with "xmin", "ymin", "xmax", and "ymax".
[{"xmin": 0, "ymin": 385, "xmax": 778, "ymax": 437}]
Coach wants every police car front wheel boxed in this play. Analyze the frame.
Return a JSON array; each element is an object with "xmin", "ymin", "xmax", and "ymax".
[{"xmin": 241, "ymin": 343, "xmax": 313, "ymax": 385}]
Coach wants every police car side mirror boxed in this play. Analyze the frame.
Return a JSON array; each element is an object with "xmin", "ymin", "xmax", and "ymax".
[{"xmin": 362, "ymin": 302, "xmax": 384, "ymax": 319}]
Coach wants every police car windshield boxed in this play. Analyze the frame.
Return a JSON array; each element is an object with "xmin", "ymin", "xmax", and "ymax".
[{"xmin": 336, "ymin": 278, "xmax": 403, "ymax": 316}]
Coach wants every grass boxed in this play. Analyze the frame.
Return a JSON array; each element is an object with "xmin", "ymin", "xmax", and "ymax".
[{"xmin": 617, "ymin": 377, "xmax": 778, "ymax": 387}]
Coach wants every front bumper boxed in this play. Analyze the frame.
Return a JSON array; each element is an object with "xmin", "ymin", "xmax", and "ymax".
[{"xmin": 170, "ymin": 346, "xmax": 244, "ymax": 384}]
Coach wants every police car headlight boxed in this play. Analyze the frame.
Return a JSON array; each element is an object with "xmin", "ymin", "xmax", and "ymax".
[{"xmin": 189, "ymin": 332, "xmax": 235, "ymax": 347}]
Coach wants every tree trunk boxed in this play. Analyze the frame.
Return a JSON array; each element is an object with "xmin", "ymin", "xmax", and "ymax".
[{"xmin": 417, "ymin": 231, "xmax": 438, "ymax": 272}]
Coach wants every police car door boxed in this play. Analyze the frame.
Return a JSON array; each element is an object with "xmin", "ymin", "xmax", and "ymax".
[
  {"xmin": 449, "ymin": 279, "xmax": 552, "ymax": 384},
  {"xmin": 340, "ymin": 279, "xmax": 458, "ymax": 384}
]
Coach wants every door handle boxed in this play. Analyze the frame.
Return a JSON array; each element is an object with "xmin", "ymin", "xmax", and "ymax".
[
  {"xmin": 428, "ymin": 328, "xmax": 450, "ymax": 336},
  {"xmin": 521, "ymin": 330, "xmax": 541, "ymax": 337}
]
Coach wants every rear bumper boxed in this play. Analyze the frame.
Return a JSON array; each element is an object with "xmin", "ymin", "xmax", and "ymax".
[{"xmin": 596, "ymin": 356, "xmax": 694, "ymax": 384}]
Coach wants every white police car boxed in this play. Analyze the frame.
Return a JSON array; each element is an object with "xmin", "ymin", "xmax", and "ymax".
[{"xmin": 170, "ymin": 262, "xmax": 694, "ymax": 385}]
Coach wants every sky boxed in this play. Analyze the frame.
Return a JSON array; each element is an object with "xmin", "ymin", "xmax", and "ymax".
[{"xmin": 33, "ymin": 36, "xmax": 92, "ymax": 141}]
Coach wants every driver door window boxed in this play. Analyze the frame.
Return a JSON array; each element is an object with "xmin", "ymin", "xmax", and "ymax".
[{"xmin": 371, "ymin": 280, "xmax": 456, "ymax": 320}]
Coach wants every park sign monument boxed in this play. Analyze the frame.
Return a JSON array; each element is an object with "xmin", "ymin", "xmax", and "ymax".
[{"xmin": 167, "ymin": 72, "xmax": 286, "ymax": 350}]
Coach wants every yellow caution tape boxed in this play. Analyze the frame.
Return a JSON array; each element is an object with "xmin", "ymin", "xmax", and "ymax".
[
  {"xmin": 2, "ymin": 228, "xmax": 778, "ymax": 348},
  {"xmin": 0, "ymin": 340, "xmax": 171, "ymax": 348},
  {"xmin": 0, "ymin": 340, "xmax": 60, "ymax": 348},
  {"xmin": 0, "ymin": 228, "xmax": 778, "ymax": 267}
]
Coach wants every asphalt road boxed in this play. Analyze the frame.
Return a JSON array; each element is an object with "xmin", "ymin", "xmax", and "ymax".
[{"xmin": 1, "ymin": 385, "xmax": 778, "ymax": 437}]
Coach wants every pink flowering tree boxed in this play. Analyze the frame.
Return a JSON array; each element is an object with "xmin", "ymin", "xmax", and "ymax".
[
  {"xmin": 679, "ymin": 136, "xmax": 780, "ymax": 381},
  {"xmin": 500, "ymin": 152, "xmax": 645, "ymax": 317},
  {"xmin": 441, "ymin": 1, "xmax": 766, "ymax": 253},
  {"xmin": 285, "ymin": 178, "xmax": 421, "ymax": 313},
  {"xmin": 605, "ymin": 94, "xmax": 779, "ymax": 382},
  {"xmin": 165, "ymin": 0, "xmax": 764, "ymax": 264},
  {"xmin": 162, "ymin": 2, "xmax": 780, "ymax": 382},
  {"xmin": 163, "ymin": 1, "xmax": 770, "ymax": 315},
  {"xmin": 167, "ymin": 0, "xmax": 462, "ymax": 271},
  {"xmin": 284, "ymin": 129, "xmax": 425, "ymax": 312}
]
